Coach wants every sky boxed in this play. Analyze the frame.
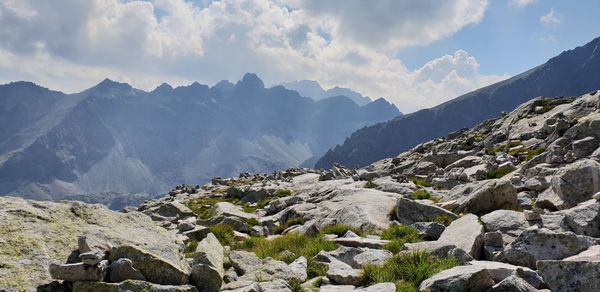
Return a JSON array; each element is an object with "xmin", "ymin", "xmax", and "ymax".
[{"xmin": 0, "ymin": 0, "xmax": 599, "ymax": 113}]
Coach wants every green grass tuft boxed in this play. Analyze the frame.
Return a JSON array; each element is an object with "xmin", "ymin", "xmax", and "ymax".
[
  {"xmin": 307, "ymin": 259, "xmax": 329, "ymax": 278},
  {"xmin": 209, "ymin": 224, "xmax": 236, "ymax": 247},
  {"xmin": 432, "ymin": 214, "xmax": 455, "ymax": 226},
  {"xmin": 184, "ymin": 240, "xmax": 198, "ymax": 258},
  {"xmin": 240, "ymin": 232, "xmax": 337, "ymax": 265},
  {"xmin": 273, "ymin": 217, "xmax": 306, "ymax": 234},
  {"xmin": 408, "ymin": 176, "xmax": 431, "ymax": 187},
  {"xmin": 364, "ymin": 180, "xmax": 379, "ymax": 189},
  {"xmin": 360, "ymin": 251, "xmax": 460, "ymax": 290},
  {"xmin": 411, "ymin": 189, "xmax": 431, "ymax": 200},
  {"xmin": 380, "ymin": 225, "xmax": 421, "ymax": 254},
  {"xmin": 287, "ymin": 279, "xmax": 304, "ymax": 292},
  {"xmin": 274, "ymin": 189, "xmax": 293, "ymax": 197},
  {"xmin": 485, "ymin": 167, "xmax": 514, "ymax": 179},
  {"xmin": 321, "ymin": 224, "xmax": 365, "ymax": 237}
]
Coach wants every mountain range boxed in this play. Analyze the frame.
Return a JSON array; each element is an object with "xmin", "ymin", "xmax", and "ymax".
[
  {"xmin": 280, "ymin": 80, "xmax": 375, "ymax": 106},
  {"xmin": 315, "ymin": 36, "xmax": 600, "ymax": 169},
  {"xmin": 0, "ymin": 74, "xmax": 400, "ymax": 207}
]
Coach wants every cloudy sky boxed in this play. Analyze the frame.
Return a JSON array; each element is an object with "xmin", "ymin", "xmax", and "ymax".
[{"xmin": 1, "ymin": 0, "xmax": 599, "ymax": 112}]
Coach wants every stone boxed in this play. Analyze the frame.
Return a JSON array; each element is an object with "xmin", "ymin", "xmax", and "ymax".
[
  {"xmin": 438, "ymin": 214, "xmax": 484, "ymax": 259},
  {"xmin": 571, "ymin": 136, "xmax": 598, "ymax": 159},
  {"xmin": 483, "ymin": 231, "xmax": 504, "ymax": 248},
  {"xmin": 561, "ymin": 199, "xmax": 600, "ymax": 237},
  {"xmin": 326, "ymin": 259, "xmax": 362, "ymax": 286},
  {"xmin": 467, "ymin": 261, "xmax": 539, "ymax": 284},
  {"xmin": 78, "ymin": 251, "xmax": 105, "ymax": 265},
  {"xmin": 189, "ymin": 233, "xmax": 225, "ymax": 292},
  {"xmin": 320, "ymin": 285, "xmax": 355, "ymax": 292},
  {"xmin": 177, "ymin": 220, "xmax": 196, "ymax": 232},
  {"xmin": 488, "ymin": 275, "xmax": 539, "ymax": 292},
  {"xmin": 504, "ymin": 227, "xmax": 598, "ymax": 268},
  {"xmin": 352, "ymin": 248, "xmax": 393, "ymax": 267},
  {"xmin": 151, "ymin": 202, "xmax": 196, "ymax": 221},
  {"xmin": 72, "ymin": 280, "xmax": 199, "ymax": 292},
  {"xmin": 564, "ymin": 245, "xmax": 600, "ymax": 261},
  {"xmin": 0, "ymin": 197, "xmax": 187, "ymax": 291},
  {"xmin": 109, "ymin": 244, "xmax": 190, "ymax": 285},
  {"xmin": 332, "ymin": 237, "xmax": 390, "ymax": 249},
  {"xmin": 547, "ymin": 159, "xmax": 600, "ymax": 209},
  {"xmin": 480, "ymin": 210, "xmax": 530, "ymax": 244},
  {"xmin": 594, "ymin": 192, "xmax": 600, "ymax": 201},
  {"xmin": 523, "ymin": 210, "xmax": 541, "ymax": 221},
  {"xmin": 355, "ymin": 282, "xmax": 396, "ymax": 292},
  {"xmin": 395, "ymin": 197, "xmax": 458, "ymax": 225},
  {"xmin": 410, "ymin": 222, "xmax": 445, "ymax": 240},
  {"xmin": 322, "ymin": 188, "xmax": 399, "ymax": 229},
  {"xmin": 229, "ymin": 251, "xmax": 262, "ymax": 275},
  {"xmin": 49, "ymin": 260, "xmax": 109, "ymax": 282},
  {"xmin": 402, "ymin": 242, "xmax": 473, "ymax": 263},
  {"xmin": 414, "ymin": 161, "xmax": 437, "ymax": 174},
  {"xmin": 445, "ymin": 156, "xmax": 483, "ymax": 171},
  {"xmin": 181, "ymin": 225, "xmax": 211, "ymax": 242},
  {"xmin": 537, "ymin": 260, "xmax": 600, "ymax": 292},
  {"xmin": 419, "ymin": 265, "xmax": 495, "ymax": 292},
  {"xmin": 109, "ymin": 258, "xmax": 146, "ymax": 282},
  {"xmin": 447, "ymin": 179, "xmax": 518, "ymax": 215},
  {"xmin": 212, "ymin": 202, "xmax": 257, "ymax": 220}
]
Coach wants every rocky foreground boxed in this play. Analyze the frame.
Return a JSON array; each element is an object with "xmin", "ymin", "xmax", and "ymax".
[{"xmin": 2, "ymin": 91, "xmax": 600, "ymax": 291}]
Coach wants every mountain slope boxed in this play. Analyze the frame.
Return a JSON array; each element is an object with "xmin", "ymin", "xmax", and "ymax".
[
  {"xmin": 281, "ymin": 79, "xmax": 378, "ymax": 106},
  {"xmin": 315, "ymin": 36, "xmax": 600, "ymax": 169},
  {"xmin": 0, "ymin": 74, "xmax": 400, "ymax": 205}
]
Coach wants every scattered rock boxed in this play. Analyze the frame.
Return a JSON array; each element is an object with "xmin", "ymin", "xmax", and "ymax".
[
  {"xmin": 395, "ymin": 197, "xmax": 458, "ymax": 225},
  {"xmin": 109, "ymin": 245, "xmax": 190, "ymax": 285},
  {"xmin": 447, "ymin": 179, "xmax": 518, "ymax": 215},
  {"xmin": 72, "ymin": 280, "xmax": 199, "ymax": 292},
  {"xmin": 109, "ymin": 258, "xmax": 146, "ymax": 282},
  {"xmin": 537, "ymin": 260, "xmax": 600, "ymax": 292},
  {"xmin": 326, "ymin": 259, "xmax": 362, "ymax": 286},
  {"xmin": 419, "ymin": 265, "xmax": 495, "ymax": 292},
  {"xmin": 410, "ymin": 222, "xmax": 446, "ymax": 240},
  {"xmin": 49, "ymin": 260, "xmax": 109, "ymax": 282},
  {"xmin": 438, "ymin": 214, "xmax": 484, "ymax": 259},
  {"xmin": 488, "ymin": 275, "xmax": 539, "ymax": 292},
  {"xmin": 189, "ymin": 233, "xmax": 225, "ymax": 292}
]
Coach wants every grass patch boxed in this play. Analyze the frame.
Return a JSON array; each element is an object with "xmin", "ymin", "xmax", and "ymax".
[
  {"xmin": 209, "ymin": 224, "xmax": 236, "ymax": 247},
  {"xmin": 525, "ymin": 148, "xmax": 545, "ymax": 161},
  {"xmin": 485, "ymin": 167, "xmax": 514, "ymax": 179},
  {"xmin": 244, "ymin": 217, "xmax": 259, "ymax": 226},
  {"xmin": 380, "ymin": 225, "xmax": 421, "ymax": 254},
  {"xmin": 287, "ymin": 279, "xmax": 304, "ymax": 292},
  {"xmin": 274, "ymin": 189, "xmax": 293, "ymax": 197},
  {"xmin": 364, "ymin": 180, "xmax": 378, "ymax": 189},
  {"xmin": 240, "ymin": 232, "xmax": 337, "ymax": 265},
  {"xmin": 307, "ymin": 259, "xmax": 329, "ymax": 278},
  {"xmin": 432, "ymin": 214, "xmax": 455, "ymax": 226},
  {"xmin": 411, "ymin": 189, "xmax": 431, "ymax": 200},
  {"xmin": 360, "ymin": 251, "xmax": 460, "ymax": 290},
  {"xmin": 408, "ymin": 176, "xmax": 431, "ymax": 187},
  {"xmin": 184, "ymin": 240, "xmax": 198, "ymax": 258},
  {"xmin": 273, "ymin": 217, "xmax": 306, "ymax": 235},
  {"xmin": 321, "ymin": 224, "xmax": 365, "ymax": 237}
]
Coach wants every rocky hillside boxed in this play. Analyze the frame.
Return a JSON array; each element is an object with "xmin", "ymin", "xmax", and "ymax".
[
  {"xmin": 3, "ymin": 91, "xmax": 600, "ymax": 291},
  {"xmin": 316, "ymin": 36, "xmax": 600, "ymax": 169},
  {"xmin": 0, "ymin": 74, "xmax": 399, "ymax": 207}
]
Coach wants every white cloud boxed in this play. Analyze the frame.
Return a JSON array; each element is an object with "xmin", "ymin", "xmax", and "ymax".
[
  {"xmin": 509, "ymin": 0, "xmax": 537, "ymax": 8},
  {"xmin": 540, "ymin": 9, "xmax": 561, "ymax": 26},
  {"xmin": 0, "ymin": 0, "xmax": 502, "ymax": 113}
]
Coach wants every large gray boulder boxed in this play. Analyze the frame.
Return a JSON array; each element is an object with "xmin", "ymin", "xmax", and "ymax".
[
  {"xmin": 488, "ymin": 275, "xmax": 539, "ymax": 292},
  {"xmin": 109, "ymin": 244, "xmax": 190, "ymax": 285},
  {"xmin": 228, "ymin": 250, "xmax": 307, "ymax": 282},
  {"xmin": 189, "ymin": 233, "xmax": 225, "ymax": 292},
  {"xmin": 467, "ymin": 261, "xmax": 539, "ymax": 284},
  {"xmin": 49, "ymin": 260, "xmax": 109, "ymax": 282},
  {"xmin": 0, "ymin": 197, "xmax": 187, "ymax": 291},
  {"xmin": 212, "ymin": 202, "xmax": 257, "ymax": 220},
  {"xmin": 419, "ymin": 265, "xmax": 495, "ymax": 292},
  {"xmin": 438, "ymin": 214, "xmax": 484, "ymax": 259},
  {"xmin": 542, "ymin": 159, "xmax": 600, "ymax": 209},
  {"xmin": 322, "ymin": 188, "xmax": 399, "ymax": 229},
  {"xmin": 447, "ymin": 179, "xmax": 517, "ymax": 215},
  {"xmin": 561, "ymin": 199, "xmax": 600, "ymax": 237},
  {"xmin": 109, "ymin": 258, "xmax": 146, "ymax": 282},
  {"xmin": 480, "ymin": 210, "xmax": 531, "ymax": 244},
  {"xmin": 326, "ymin": 259, "xmax": 362, "ymax": 286},
  {"xmin": 403, "ymin": 241, "xmax": 473, "ymax": 263},
  {"xmin": 72, "ymin": 280, "xmax": 199, "ymax": 292},
  {"xmin": 411, "ymin": 222, "xmax": 446, "ymax": 240},
  {"xmin": 504, "ymin": 227, "xmax": 598, "ymax": 268},
  {"xmin": 537, "ymin": 260, "xmax": 600, "ymax": 292},
  {"xmin": 395, "ymin": 197, "xmax": 458, "ymax": 225}
]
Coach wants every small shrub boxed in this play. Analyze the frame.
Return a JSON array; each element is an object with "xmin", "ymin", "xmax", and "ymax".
[
  {"xmin": 287, "ymin": 279, "xmax": 304, "ymax": 292},
  {"xmin": 360, "ymin": 251, "xmax": 460, "ymax": 290},
  {"xmin": 364, "ymin": 180, "xmax": 378, "ymax": 189},
  {"xmin": 321, "ymin": 224, "xmax": 364, "ymax": 237},
  {"xmin": 411, "ymin": 189, "xmax": 431, "ymax": 200},
  {"xmin": 274, "ymin": 189, "xmax": 293, "ymax": 197},
  {"xmin": 210, "ymin": 224, "xmax": 236, "ymax": 247},
  {"xmin": 381, "ymin": 225, "xmax": 421, "ymax": 253},
  {"xmin": 408, "ymin": 176, "xmax": 431, "ymax": 187},
  {"xmin": 432, "ymin": 214, "xmax": 455, "ymax": 226}
]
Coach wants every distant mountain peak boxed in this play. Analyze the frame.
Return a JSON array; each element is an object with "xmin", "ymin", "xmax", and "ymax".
[
  {"xmin": 280, "ymin": 80, "xmax": 373, "ymax": 106},
  {"xmin": 237, "ymin": 73, "xmax": 265, "ymax": 89},
  {"xmin": 92, "ymin": 78, "xmax": 132, "ymax": 93}
]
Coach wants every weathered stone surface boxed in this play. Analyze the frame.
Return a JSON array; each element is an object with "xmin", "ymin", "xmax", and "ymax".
[
  {"xmin": 212, "ymin": 202, "xmax": 257, "ymax": 220},
  {"xmin": 488, "ymin": 275, "xmax": 539, "ymax": 292},
  {"xmin": 229, "ymin": 250, "xmax": 307, "ymax": 282},
  {"xmin": 326, "ymin": 259, "xmax": 362, "ymax": 286},
  {"xmin": 181, "ymin": 225, "xmax": 211, "ymax": 242},
  {"xmin": 402, "ymin": 241, "xmax": 473, "ymax": 263},
  {"xmin": 72, "ymin": 280, "xmax": 199, "ymax": 292},
  {"xmin": 332, "ymin": 237, "xmax": 390, "ymax": 249},
  {"xmin": 322, "ymin": 188, "xmax": 399, "ymax": 229},
  {"xmin": 438, "ymin": 214, "xmax": 484, "ymax": 259},
  {"xmin": 537, "ymin": 260, "xmax": 600, "ymax": 292},
  {"xmin": 49, "ymin": 260, "xmax": 109, "ymax": 282},
  {"xmin": 319, "ymin": 285, "xmax": 355, "ymax": 292},
  {"xmin": 147, "ymin": 201, "xmax": 196, "ymax": 221},
  {"xmin": 546, "ymin": 159, "xmax": 600, "ymax": 209},
  {"xmin": 395, "ymin": 197, "xmax": 458, "ymax": 225},
  {"xmin": 504, "ymin": 227, "xmax": 598, "ymax": 268},
  {"xmin": 229, "ymin": 251, "xmax": 262, "ymax": 275},
  {"xmin": 419, "ymin": 265, "xmax": 495, "ymax": 292},
  {"xmin": 564, "ymin": 245, "xmax": 600, "ymax": 261},
  {"xmin": 355, "ymin": 282, "xmax": 396, "ymax": 292},
  {"xmin": 189, "ymin": 233, "xmax": 224, "ymax": 292},
  {"xmin": 109, "ymin": 258, "xmax": 146, "ymax": 282},
  {"xmin": 561, "ymin": 199, "xmax": 600, "ymax": 237},
  {"xmin": 109, "ymin": 244, "xmax": 190, "ymax": 285},
  {"xmin": 447, "ymin": 179, "xmax": 517, "ymax": 215},
  {"xmin": 467, "ymin": 261, "xmax": 539, "ymax": 284},
  {"xmin": 0, "ymin": 197, "xmax": 186, "ymax": 291},
  {"xmin": 481, "ymin": 210, "xmax": 530, "ymax": 244},
  {"xmin": 410, "ymin": 222, "xmax": 446, "ymax": 240}
]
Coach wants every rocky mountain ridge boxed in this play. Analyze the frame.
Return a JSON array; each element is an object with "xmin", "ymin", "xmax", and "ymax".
[
  {"xmin": 0, "ymin": 74, "xmax": 400, "ymax": 208},
  {"xmin": 3, "ymin": 90, "xmax": 600, "ymax": 291}
]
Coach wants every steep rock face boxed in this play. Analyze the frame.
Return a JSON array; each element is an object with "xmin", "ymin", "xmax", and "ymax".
[
  {"xmin": 0, "ymin": 74, "xmax": 400, "ymax": 205},
  {"xmin": 316, "ymin": 36, "xmax": 600, "ymax": 169},
  {"xmin": 0, "ymin": 197, "xmax": 186, "ymax": 290}
]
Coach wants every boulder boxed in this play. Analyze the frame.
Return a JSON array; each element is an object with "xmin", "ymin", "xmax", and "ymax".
[
  {"xmin": 537, "ymin": 260, "xmax": 600, "ymax": 292},
  {"xmin": 355, "ymin": 282, "xmax": 396, "ymax": 292},
  {"xmin": 395, "ymin": 197, "xmax": 458, "ymax": 225},
  {"xmin": 109, "ymin": 245, "xmax": 190, "ymax": 285},
  {"xmin": 467, "ymin": 261, "xmax": 539, "ymax": 284},
  {"xmin": 229, "ymin": 250, "xmax": 307, "ymax": 282},
  {"xmin": 410, "ymin": 222, "xmax": 446, "ymax": 240},
  {"xmin": 402, "ymin": 241, "xmax": 473, "ymax": 264},
  {"xmin": 561, "ymin": 199, "xmax": 600, "ymax": 237},
  {"xmin": 504, "ymin": 227, "xmax": 598, "ymax": 268},
  {"xmin": 438, "ymin": 214, "xmax": 484, "ymax": 259},
  {"xmin": 326, "ymin": 259, "xmax": 362, "ymax": 286},
  {"xmin": 564, "ymin": 245, "xmax": 600, "ymax": 261},
  {"xmin": 332, "ymin": 237, "xmax": 390, "ymax": 249},
  {"xmin": 212, "ymin": 202, "xmax": 257, "ymax": 220},
  {"xmin": 109, "ymin": 258, "xmax": 146, "ymax": 282},
  {"xmin": 322, "ymin": 188, "xmax": 399, "ymax": 229},
  {"xmin": 546, "ymin": 159, "xmax": 600, "ymax": 209},
  {"xmin": 0, "ymin": 197, "xmax": 186, "ymax": 290},
  {"xmin": 148, "ymin": 202, "xmax": 196, "ymax": 221},
  {"xmin": 480, "ymin": 210, "xmax": 530, "ymax": 244},
  {"xmin": 229, "ymin": 251, "xmax": 262, "ymax": 275},
  {"xmin": 319, "ymin": 285, "xmax": 355, "ymax": 292},
  {"xmin": 72, "ymin": 280, "xmax": 198, "ymax": 292},
  {"xmin": 181, "ymin": 225, "xmax": 211, "ymax": 242},
  {"xmin": 488, "ymin": 275, "xmax": 539, "ymax": 292},
  {"xmin": 447, "ymin": 179, "xmax": 518, "ymax": 215},
  {"xmin": 189, "ymin": 233, "xmax": 225, "ymax": 292},
  {"xmin": 49, "ymin": 260, "xmax": 109, "ymax": 282},
  {"xmin": 419, "ymin": 265, "xmax": 495, "ymax": 292}
]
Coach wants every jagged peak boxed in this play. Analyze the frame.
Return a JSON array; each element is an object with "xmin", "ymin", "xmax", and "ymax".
[{"xmin": 236, "ymin": 73, "xmax": 265, "ymax": 89}]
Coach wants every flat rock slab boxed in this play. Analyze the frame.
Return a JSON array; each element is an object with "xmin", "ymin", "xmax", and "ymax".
[
  {"xmin": 332, "ymin": 237, "xmax": 390, "ymax": 249},
  {"xmin": 438, "ymin": 214, "xmax": 484, "ymax": 259},
  {"xmin": 537, "ymin": 260, "xmax": 600, "ymax": 292},
  {"xmin": 419, "ymin": 265, "xmax": 495, "ymax": 292},
  {"xmin": 395, "ymin": 197, "xmax": 458, "ymax": 225}
]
